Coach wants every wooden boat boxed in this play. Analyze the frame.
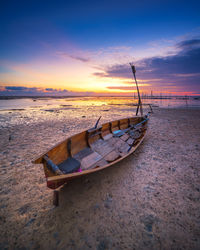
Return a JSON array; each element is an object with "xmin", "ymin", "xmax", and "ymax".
[
  {"xmin": 33, "ymin": 65, "xmax": 151, "ymax": 205},
  {"xmin": 34, "ymin": 115, "xmax": 148, "ymax": 184}
]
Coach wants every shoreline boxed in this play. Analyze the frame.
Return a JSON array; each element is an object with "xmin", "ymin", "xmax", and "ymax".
[
  {"xmin": 0, "ymin": 95, "xmax": 200, "ymax": 100},
  {"xmin": 0, "ymin": 107, "xmax": 200, "ymax": 249}
]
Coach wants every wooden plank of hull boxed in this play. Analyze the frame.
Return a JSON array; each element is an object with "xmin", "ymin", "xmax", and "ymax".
[
  {"xmin": 33, "ymin": 116, "xmax": 148, "ymax": 189},
  {"xmin": 129, "ymin": 117, "xmax": 142, "ymax": 126},
  {"xmin": 71, "ymin": 131, "xmax": 88, "ymax": 156},
  {"xmin": 110, "ymin": 120, "xmax": 120, "ymax": 132},
  {"xmin": 101, "ymin": 123, "xmax": 111, "ymax": 137},
  {"xmin": 119, "ymin": 118, "xmax": 129, "ymax": 129}
]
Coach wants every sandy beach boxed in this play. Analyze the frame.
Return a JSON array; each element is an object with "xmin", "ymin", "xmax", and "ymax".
[{"xmin": 0, "ymin": 106, "xmax": 200, "ymax": 249}]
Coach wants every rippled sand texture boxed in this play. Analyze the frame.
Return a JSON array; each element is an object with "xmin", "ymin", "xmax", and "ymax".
[{"xmin": 0, "ymin": 107, "xmax": 200, "ymax": 249}]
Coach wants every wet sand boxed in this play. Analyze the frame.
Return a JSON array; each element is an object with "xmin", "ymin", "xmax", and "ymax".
[{"xmin": 0, "ymin": 107, "xmax": 200, "ymax": 249}]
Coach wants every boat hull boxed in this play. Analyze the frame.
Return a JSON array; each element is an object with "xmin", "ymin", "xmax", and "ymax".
[{"xmin": 33, "ymin": 115, "xmax": 148, "ymax": 189}]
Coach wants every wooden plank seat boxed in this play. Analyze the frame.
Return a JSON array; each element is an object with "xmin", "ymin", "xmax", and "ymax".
[
  {"xmin": 43, "ymin": 155, "xmax": 81, "ymax": 175},
  {"xmin": 58, "ymin": 157, "xmax": 81, "ymax": 174}
]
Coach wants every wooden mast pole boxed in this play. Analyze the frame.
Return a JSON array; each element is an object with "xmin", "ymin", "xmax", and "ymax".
[{"xmin": 130, "ymin": 64, "xmax": 143, "ymax": 116}]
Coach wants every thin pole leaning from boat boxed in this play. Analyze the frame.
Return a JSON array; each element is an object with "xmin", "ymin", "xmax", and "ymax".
[
  {"xmin": 94, "ymin": 116, "xmax": 102, "ymax": 129},
  {"xmin": 130, "ymin": 63, "xmax": 143, "ymax": 116}
]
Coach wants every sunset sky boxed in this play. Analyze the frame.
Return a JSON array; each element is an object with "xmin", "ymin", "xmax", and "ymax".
[{"xmin": 0, "ymin": 0, "xmax": 200, "ymax": 96}]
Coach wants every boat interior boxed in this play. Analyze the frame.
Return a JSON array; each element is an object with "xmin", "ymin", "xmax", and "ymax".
[{"xmin": 34, "ymin": 116, "xmax": 148, "ymax": 187}]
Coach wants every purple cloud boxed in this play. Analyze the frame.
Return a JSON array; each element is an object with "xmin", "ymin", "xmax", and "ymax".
[
  {"xmin": 57, "ymin": 52, "xmax": 90, "ymax": 63},
  {"xmin": 69, "ymin": 55, "xmax": 90, "ymax": 63},
  {"xmin": 0, "ymin": 86, "xmax": 95, "ymax": 96},
  {"xmin": 177, "ymin": 39, "xmax": 200, "ymax": 49},
  {"xmin": 94, "ymin": 38, "xmax": 200, "ymax": 93},
  {"xmin": 45, "ymin": 88, "xmax": 54, "ymax": 91},
  {"xmin": 5, "ymin": 86, "xmax": 34, "ymax": 91}
]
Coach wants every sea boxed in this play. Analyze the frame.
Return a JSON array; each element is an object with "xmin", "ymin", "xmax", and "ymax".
[{"xmin": 0, "ymin": 96, "xmax": 199, "ymax": 128}]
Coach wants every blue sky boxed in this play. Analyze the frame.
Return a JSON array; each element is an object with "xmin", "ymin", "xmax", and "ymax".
[{"xmin": 0, "ymin": 0, "xmax": 200, "ymax": 95}]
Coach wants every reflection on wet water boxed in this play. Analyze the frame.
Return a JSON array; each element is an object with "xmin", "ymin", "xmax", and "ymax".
[{"xmin": 0, "ymin": 97, "xmax": 199, "ymax": 128}]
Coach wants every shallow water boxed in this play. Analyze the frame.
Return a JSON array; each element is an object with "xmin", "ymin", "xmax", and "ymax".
[
  {"xmin": 0, "ymin": 97, "xmax": 199, "ymax": 128},
  {"xmin": 0, "ymin": 96, "xmax": 199, "ymax": 110}
]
